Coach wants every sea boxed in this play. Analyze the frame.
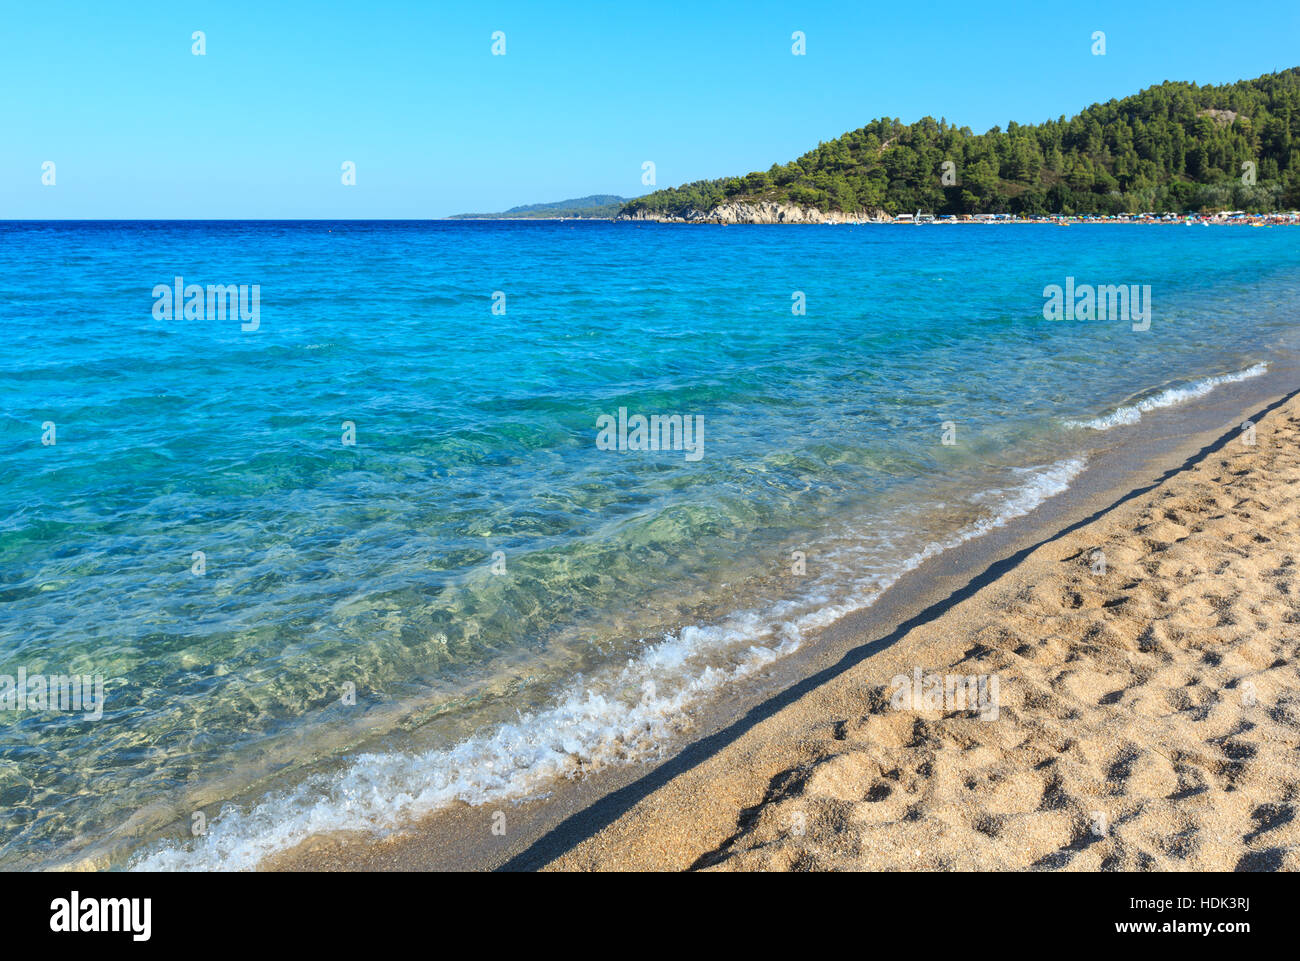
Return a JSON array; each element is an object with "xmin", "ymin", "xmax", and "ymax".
[{"xmin": 1, "ymin": 220, "xmax": 1297, "ymax": 869}]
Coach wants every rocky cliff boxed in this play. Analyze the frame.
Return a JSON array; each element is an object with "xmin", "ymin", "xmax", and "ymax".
[{"xmin": 616, "ymin": 201, "xmax": 886, "ymax": 224}]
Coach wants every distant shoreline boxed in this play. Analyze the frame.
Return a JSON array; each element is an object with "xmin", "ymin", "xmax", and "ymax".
[
  {"xmin": 440, "ymin": 213, "xmax": 1300, "ymax": 225},
  {"xmin": 613, "ymin": 211, "xmax": 1300, "ymax": 226}
]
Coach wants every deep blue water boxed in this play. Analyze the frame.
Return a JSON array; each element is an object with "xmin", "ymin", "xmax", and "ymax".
[{"xmin": 1, "ymin": 220, "xmax": 1297, "ymax": 869}]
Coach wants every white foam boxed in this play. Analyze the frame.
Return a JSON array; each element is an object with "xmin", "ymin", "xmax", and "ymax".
[
  {"xmin": 131, "ymin": 629, "xmax": 796, "ymax": 872},
  {"xmin": 1066, "ymin": 363, "xmax": 1267, "ymax": 431},
  {"xmin": 129, "ymin": 455, "xmax": 1086, "ymax": 871}
]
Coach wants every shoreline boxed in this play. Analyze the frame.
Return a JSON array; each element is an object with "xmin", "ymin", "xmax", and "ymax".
[
  {"xmin": 579, "ymin": 388, "xmax": 1300, "ymax": 871},
  {"xmin": 264, "ymin": 356, "xmax": 1300, "ymax": 871},
  {"xmin": 556, "ymin": 388, "xmax": 1300, "ymax": 871}
]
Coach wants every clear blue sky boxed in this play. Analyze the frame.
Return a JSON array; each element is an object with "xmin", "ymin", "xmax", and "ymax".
[{"xmin": 3, "ymin": 0, "xmax": 1297, "ymax": 218}]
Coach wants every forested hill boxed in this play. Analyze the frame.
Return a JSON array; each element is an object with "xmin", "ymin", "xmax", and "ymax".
[
  {"xmin": 621, "ymin": 69, "xmax": 1300, "ymax": 217},
  {"xmin": 450, "ymin": 195, "xmax": 630, "ymax": 219}
]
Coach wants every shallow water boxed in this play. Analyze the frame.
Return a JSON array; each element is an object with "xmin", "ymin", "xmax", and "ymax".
[{"xmin": 1, "ymin": 221, "xmax": 1297, "ymax": 869}]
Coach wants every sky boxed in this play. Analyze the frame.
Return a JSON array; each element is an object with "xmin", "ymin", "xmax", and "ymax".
[{"xmin": 2, "ymin": 0, "xmax": 1297, "ymax": 218}]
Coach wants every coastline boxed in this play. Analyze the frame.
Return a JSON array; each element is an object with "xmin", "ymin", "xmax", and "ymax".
[
  {"xmin": 264, "ymin": 358, "xmax": 1300, "ymax": 872},
  {"xmin": 554, "ymin": 390, "xmax": 1300, "ymax": 871},
  {"xmin": 612, "ymin": 204, "xmax": 1299, "ymax": 226},
  {"xmin": 442, "ymin": 214, "xmax": 1300, "ymax": 226}
]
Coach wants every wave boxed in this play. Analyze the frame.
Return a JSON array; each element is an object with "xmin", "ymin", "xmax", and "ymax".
[
  {"xmin": 129, "ymin": 456, "xmax": 1086, "ymax": 871},
  {"xmin": 1065, "ymin": 364, "xmax": 1268, "ymax": 431}
]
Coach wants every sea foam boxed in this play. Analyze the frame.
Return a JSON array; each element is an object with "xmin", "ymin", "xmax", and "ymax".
[{"xmin": 1066, "ymin": 364, "xmax": 1268, "ymax": 431}]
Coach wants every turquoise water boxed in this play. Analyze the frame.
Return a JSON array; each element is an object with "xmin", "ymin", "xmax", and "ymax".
[{"xmin": 1, "ymin": 221, "xmax": 1298, "ymax": 869}]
